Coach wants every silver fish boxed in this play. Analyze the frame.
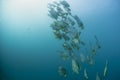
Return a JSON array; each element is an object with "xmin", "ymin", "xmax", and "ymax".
[
  {"xmin": 62, "ymin": 33, "xmax": 70, "ymax": 41},
  {"xmin": 60, "ymin": 0, "xmax": 70, "ymax": 8},
  {"xmin": 58, "ymin": 66, "xmax": 67, "ymax": 77},
  {"xmin": 56, "ymin": 6, "xmax": 63, "ymax": 14},
  {"xmin": 63, "ymin": 42, "xmax": 72, "ymax": 51},
  {"xmin": 84, "ymin": 68, "xmax": 88, "ymax": 79},
  {"xmin": 71, "ymin": 40, "xmax": 80, "ymax": 50},
  {"xmin": 48, "ymin": 3, "xmax": 56, "ymax": 8},
  {"xmin": 72, "ymin": 59, "xmax": 81, "ymax": 74},
  {"xmin": 73, "ymin": 15, "xmax": 84, "ymax": 29},
  {"xmin": 86, "ymin": 55, "xmax": 95, "ymax": 65},
  {"xmin": 58, "ymin": 51, "xmax": 70, "ymax": 61},
  {"xmin": 53, "ymin": 1, "xmax": 60, "ymax": 6},
  {"xmin": 96, "ymin": 72, "xmax": 100, "ymax": 80},
  {"xmin": 53, "ymin": 30, "xmax": 63, "ymax": 39},
  {"xmin": 67, "ymin": 17, "xmax": 75, "ymax": 26},
  {"xmin": 103, "ymin": 60, "xmax": 108, "ymax": 77},
  {"xmin": 48, "ymin": 8, "xmax": 58, "ymax": 20}
]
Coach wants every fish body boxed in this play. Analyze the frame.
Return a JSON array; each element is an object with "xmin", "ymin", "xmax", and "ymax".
[
  {"xmin": 50, "ymin": 22, "xmax": 61, "ymax": 31},
  {"xmin": 53, "ymin": 1, "xmax": 60, "ymax": 6},
  {"xmin": 58, "ymin": 66, "xmax": 67, "ymax": 77},
  {"xmin": 72, "ymin": 59, "xmax": 80, "ymax": 74},
  {"xmin": 84, "ymin": 68, "xmax": 88, "ymax": 79},
  {"xmin": 103, "ymin": 60, "xmax": 108, "ymax": 77},
  {"xmin": 67, "ymin": 17, "xmax": 75, "ymax": 26},
  {"xmin": 48, "ymin": 8, "xmax": 58, "ymax": 20},
  {"xmin": 96, "ymin": 73, "xmax": 100, "ymax": 80},
  {"xmin": 62, "ymin": 33, "xmax": 70, "ymax": 41},
  {"xmin": 73, "ymin": 38, "xmax": 80, "ymax": 44},
  {"xmin": 73, "ymin": 15, "xmax": 84, "ymax": 29},
  {"xmin": 60, "ymin": 0, "xmax": 70, "ymax": 8},
  {"xmin": 48, "ymin": 3, "xmax": 56, "ymax": 8},
  {"xmin": 63, "ymin": 42, "xmax": 72, "ymax": 51},
  {"xmin": 71, "ymin": 40, "xmax": 80, "ymax": 50},
  {"xmin": 86, "ymin": 55, "xmax": 95, "ymax": 65},
  {"xmin": 59, "ymin": 51, "xmax": 70, "ymax": 61},
  {"xmin": 56, "ymin": 6, "xmax": 63, "ymax": 14}
]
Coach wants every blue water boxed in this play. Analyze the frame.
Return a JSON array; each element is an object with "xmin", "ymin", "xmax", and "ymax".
[{"xmin": 0, "ymin": 0, "xmax": 120, "ymax": 80}]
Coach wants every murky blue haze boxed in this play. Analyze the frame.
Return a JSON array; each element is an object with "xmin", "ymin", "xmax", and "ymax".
[{"xmin": 0, "ymin": 0, "xmax": 120, "ymax": 80}]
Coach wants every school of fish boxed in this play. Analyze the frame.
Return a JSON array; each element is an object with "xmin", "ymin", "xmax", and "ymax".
[{"xmin": 48, "ymin": 0, "xmax": 108, "ymax": 80}]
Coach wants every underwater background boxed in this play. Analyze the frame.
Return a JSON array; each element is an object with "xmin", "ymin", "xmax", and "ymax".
[{"xmin": 0, "ymin": 0, "xmax": 120, "ymax": 80}]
